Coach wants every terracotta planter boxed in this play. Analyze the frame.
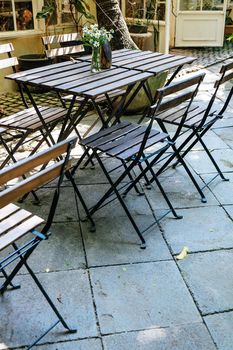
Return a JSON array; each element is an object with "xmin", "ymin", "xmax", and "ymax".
[{"xmin": 225, "ymin": 25, "xmax": 233, "ymax": 35}]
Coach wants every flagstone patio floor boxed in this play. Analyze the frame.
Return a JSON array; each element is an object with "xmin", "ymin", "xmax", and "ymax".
[{"xmin": 1, "ymin": 57, "xmax": 233, "ymax": 349}]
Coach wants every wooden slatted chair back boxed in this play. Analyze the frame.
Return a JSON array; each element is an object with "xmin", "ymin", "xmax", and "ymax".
[
  {"xmin": 214, "ymin": 60, "xmax": 233, "ymax": 88},
  {"xmin": 41, "ymin": 33, "xmax": 84, "ymax": 59},
  {"xmin": 0, "ymin": 137, "xmax": 77, "ymax": 209},
  {"xmin": 207, "ymin": 61, "xmax": 233, "ymax": 116},
  {"xmin": 138, "ymin": 72, "xmax": 205, "ymax": 144},
  {"xmin": 152, "ymin": 73, "xmax": 205, "ymax": 114},
  {"xmin": 0, "ymin": 43, "xmax": 18, "ymax": 71}
]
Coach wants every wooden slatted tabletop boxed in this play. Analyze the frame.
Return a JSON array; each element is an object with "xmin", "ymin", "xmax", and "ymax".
[
  {"xmin": 6, "ymin": 60, "xmax": 153, "ymax": 99},
  {"xmin": 77, "ymin": 48, "xmax": 196, "ymax": 75}
]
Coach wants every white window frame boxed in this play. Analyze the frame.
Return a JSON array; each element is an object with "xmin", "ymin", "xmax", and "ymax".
[
  {"xmin": 0, "ymin": 0, "xmax": 44, "ymax": 37},
  {"xmin": 0, "ymin": 0, "xmax": 76, "ymax": 38},
  {"xmin": 121, "ymin": 0, "xmax": 166, "ymax": 22}
]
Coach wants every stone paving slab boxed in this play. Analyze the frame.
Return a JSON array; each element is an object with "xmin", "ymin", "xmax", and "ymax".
[
  {"xmin": 72, "ymin": 157, "xmax": 124, "ymax": 185},
  {"xmin": 178, "ymin": 250, "xmax": 233, "ymax": 315},
  {"xmin": 3, "ymin": 222, "xmax": 86, "ymax": 276},
  {"xmin": 14, "ymin": 338, "xmax": 103, "ymax": 350},
  {"xmin": 177, "ymin": 129, "xmax": 230, "ymax": 151},
  {"xmin": 103, "ymin": 323, "xmax": 217, "ymax": 350},
  {"xmin": 223, "ymin": 205, "xmax": 233, "ymax": 220},
  {"xmin": 81, "ymin": 215, "xmax": 171, "ymax": 267},
  {"xmin": 19, "ymin": 186, "xmax": 79, "ymax": 222},
  {"xmin": 90, "ymin": 261, "xmax": 201, "ymax": 334},
  {"xmin": 213, "ymin": 124, "xmax": 233, "ymax": 148},
  {"xmin": 78, "ymin": 184, "xmax": 151, "ymax": 218},
  {"xmin": 145, "ymin": 166, "xmax": 218, "ymax": 209},
  {"xmin": 162, "ymin": 206, "xmax": 233, "ymax": 254},
  {"xmin": 186, "ymin": 148, "xmax": 233, "ymax": 174},
  {"xmin": 204, "ymin": 311, "xmax": 233, "ymax": 350},
  {"xmin": 27, "ymin": 222, "xmax": 86, "ymax": 272},
  {"xmin": 0, "ymin": 270, "xmax": 98, "ymax": 349},
  {"xmin": 201, "ymin": 173, "xmax": 233, "ymax": 205}
]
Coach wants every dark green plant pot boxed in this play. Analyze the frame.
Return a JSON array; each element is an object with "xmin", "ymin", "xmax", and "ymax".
[
  {"xmin": 18, "ymin": 54, "xmax": 52, "ymax": 70},
  {"xmin": 18, "ymin": 54, "xmax": 52, "ymax": 93},
  {"xmin": 124, "ymin": 72, "xmax": 168, "ymax": 114},
  {"xmin": 128, "ymin": 24, "xmax": 148, "ymax": 33}
]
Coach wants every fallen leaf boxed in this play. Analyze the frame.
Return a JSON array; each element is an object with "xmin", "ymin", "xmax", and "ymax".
[
  {"xmin": 176, "ymin": 246, "xmax": 189, "ymax": 260},
  {"xmin": 122, "ymin": 267, "xmax": 127, "ymax": 272},
  {"xmin": 45, "ymin": 268, "xmax": 50, "ymax": 273}
]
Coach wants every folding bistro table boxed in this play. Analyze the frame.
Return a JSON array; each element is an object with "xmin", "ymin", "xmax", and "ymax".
[
  {"xmin": 6, "ymin": 60, "xmax": 153, "ymax": 140},
  {"xmin": 5, "ymin": 49, "xmax": 196, "ymax": 143}
]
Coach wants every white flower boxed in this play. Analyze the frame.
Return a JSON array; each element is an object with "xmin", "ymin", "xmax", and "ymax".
[{"xmin": 82, "ymin": 24, "xmax": 114, "ymax": 48}]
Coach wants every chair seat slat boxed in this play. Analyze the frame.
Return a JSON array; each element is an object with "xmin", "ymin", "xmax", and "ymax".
[
  {"xmin": 105, "ymin": 129, "xmax": 161, "ymax": 157},
  {"xmin": 81, "ymin": 121, "xmax": 131, "ymax": 145},
  {"xmin": 0, "ymin": 209, "xmax": 32, "ymax": 235},
  {"xmin": 0, "ymin": 215, "xmax": 44, "ymax": 251},
  {"xmin": 113, "ymin": 132, "xmax": 168, "ymax": 160},
  {"xmin": 0, "ymin": 203, "xmax": 19, "ymax": 221},
  {"xmin": 87, "ymin": 124, "xmax": 141, "ymax": 148}
]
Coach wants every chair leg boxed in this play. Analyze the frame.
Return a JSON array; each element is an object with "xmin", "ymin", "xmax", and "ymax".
[
  {"xmin": 65, "ymin": 171, "xmax": 96, "ymax": 231},
  {"xmin": 1, "ymin": 240, "xmax": 76, "ymax": 349},
  {"xmin": 198, "ymin": 134, "xmax": 229, "ymax": 181},
  {"xmin": 95, "ymin": 153, "xmax": 146, "ymax": 248},
  {"xmin": 22, "ymin": 258, "xmax": 76, "ymax": 334},
  {"xmin": 0, "ymin": 266, "xmax": 21, "ymax": 290},
  {"xmin": 143, "ymin": 157, "xmax": 183, "ymax": 219}
]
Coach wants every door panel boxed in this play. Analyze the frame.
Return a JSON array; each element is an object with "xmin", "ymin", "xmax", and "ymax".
[{"xmin": 176, "ymin": 13, "xmax": 225, "ymax": 46}]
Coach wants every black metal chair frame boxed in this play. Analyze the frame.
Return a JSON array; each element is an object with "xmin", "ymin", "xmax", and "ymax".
[
  {"xmin": 154, "ymin": 62, "xmax": 233, "ymax": 192},
  {"xmin": 0, "ymin": 137, "xmax": 94, "ymax": 348},
  {"xmin": 73, "ymin": 99, "xmax": 186, "ymax": 248},
  {"xmin": 0, "ymin": 44, "xmax": 69, "ymax": 174},
  {"xmin": 118, "ymin": 73, "xmax": 209, "ymax": 203}
]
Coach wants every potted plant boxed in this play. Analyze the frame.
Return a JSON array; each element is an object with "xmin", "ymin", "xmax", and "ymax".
[
  {"xmin": 127, "ymin": 0, "xmax": 148, "ymax": 33},
  {"xmin": 225, "ymin": 8, "xmax": 233, "ymax": 36},
  {"xmin": 18, "ymin": 0, "xmax": 94, "ymax": 71}
]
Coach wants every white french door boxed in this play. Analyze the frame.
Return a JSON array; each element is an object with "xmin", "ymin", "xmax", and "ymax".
[{"xmin": 175, "ymin": 0, "xmax": 227, "ymax": 47}]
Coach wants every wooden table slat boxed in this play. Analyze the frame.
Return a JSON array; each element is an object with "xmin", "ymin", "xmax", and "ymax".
[
  {"xmin": 7, "ymin": 60, "xmax": 74, "ymax": 80},
  {"xmin": 54, "ymin": 68, "xmax": 137, "ymax": 92},
  {"xmin": 148, "ymin": 56, "xmax": 196, "ymax": 74},
  {"xmin": 53, "ymin": 67, "xmax": 127, "ymax": 91},
  {"xmin": 112, "ymin": 53, "xmax": 171, "ymax": 68},
  {"xmin": 78, "ymin": 72, "xmax": 153, "ymax": 97},
  {"xmin": 30, "ymin": 63, "xmax": 91, "ymax": 85},
  {"xmin": 12, "ymin": 61, "xmax": 90, "ymax": 83}
]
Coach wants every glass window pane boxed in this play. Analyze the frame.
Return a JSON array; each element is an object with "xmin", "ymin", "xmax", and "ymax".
[
  {"xmin": 44, "ymin": 0, "xmax": 57, "ymax": 25},
  {"xmin": 0, "ymin": 0, "xmax": 14, "ymax": 31},
  {"xmin": 179, "ymin": 0, "xmax": 201, "ymax": 10},
  {"xmin": 126, "ymin": 0, "xmax": 144, "ymax": 19},
  {"xmin": 61, "ymin": 0, "xmax": 73, "ymax": 23},
  {"xmin": 15, "ymin": 0, "xmax": 34, "ymax": 30},
  {"xmin": 202, "ymin": 0, "xmax": 223, "ymax": 10}
]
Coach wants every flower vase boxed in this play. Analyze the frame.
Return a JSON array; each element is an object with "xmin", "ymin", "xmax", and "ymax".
[
  {"xmin": 100, "ymin": 41, "xmax": 112, "ymax": 69},
  {"xmin": 91, "ymin": 47, "xmax": 101, "ymax": 73}
]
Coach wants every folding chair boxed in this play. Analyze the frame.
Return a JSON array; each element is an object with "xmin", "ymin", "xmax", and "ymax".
[
  {"xmin": 151, "ymin": 64, "xmax": 232, "ymax": 194},
  {"xmin": 0, "ymin": 43, "xmax": 68, "ymax": 171},
  {"xmin": 41, "ymin": 32, "xmax": 85, "ymax": 62},
  {"xmin": 115, "ymin": 72, "xmax": 209, "ymax": 204},
  {"xmin": 0, "ymin": 137, "xmax": 94, "ymax": 348},
  {"xmin": 73, "ymin": 101, "xmax": 185, "ymax": 249}
]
